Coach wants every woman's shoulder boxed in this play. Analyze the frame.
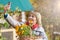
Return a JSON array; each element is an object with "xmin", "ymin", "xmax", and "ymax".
[{"xmin": 35, "ymin": 26, "xmax": 45, "ymax": 32}]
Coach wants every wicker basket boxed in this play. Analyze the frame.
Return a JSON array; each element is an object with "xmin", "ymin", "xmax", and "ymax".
[{"xmin": 19, "ymin": 35, "xmax": 41, "ymax": 40}]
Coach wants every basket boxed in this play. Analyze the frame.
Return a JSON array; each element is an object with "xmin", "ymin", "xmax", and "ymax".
[{"xmin": 19, "ymin": 35, "xmax": 41, "ymax": 40}]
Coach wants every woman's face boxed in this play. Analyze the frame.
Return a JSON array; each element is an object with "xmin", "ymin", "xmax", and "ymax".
[{"xmin": 28, "ymin": 13, "xmax": 37, "ymax": 26}]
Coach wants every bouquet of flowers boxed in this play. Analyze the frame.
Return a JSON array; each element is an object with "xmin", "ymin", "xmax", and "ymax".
[
  {"xmin": 15, "ymin": 24, "xmax": 32, "ymax": 40},
  {"xmin": 15, "ymin": 24, "xmax": 31, "ymax": 36}
]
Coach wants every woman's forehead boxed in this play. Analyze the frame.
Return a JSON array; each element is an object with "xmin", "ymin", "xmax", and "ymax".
[{"xmin": 29, "ymin": 13, "xmax": 35, "ymax": 16}]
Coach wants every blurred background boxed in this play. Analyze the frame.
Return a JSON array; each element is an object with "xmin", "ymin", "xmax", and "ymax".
[{"xmin": 0, "ymin": 0, "xmax": 60, "ymax": 40}]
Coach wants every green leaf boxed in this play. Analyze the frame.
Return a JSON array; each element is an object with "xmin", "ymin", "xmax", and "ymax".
[{"xmin": 3, "ymin": 22, "xmax": 9, "ymax": 28}]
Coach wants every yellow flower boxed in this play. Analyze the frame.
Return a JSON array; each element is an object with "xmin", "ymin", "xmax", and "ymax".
[
  {"xmin": 16, "ymin": 32, "xmax": 20, "ymax": 35},
  {"xmin": 21, "ymin": 26, "xmax": 23, "ymax": 29},
  {"xmin": 15, "ymin": 25, "xmax": 19, "ymax": 31},
  {"xmin": 29, "ymin": 20, "xmax": 33, "ymax": 24},
  {"xmin": 18, "ymin": 32, "xmax": 21, "ymax": 35},
  {"xmin": 21, "ymin": 24, "xmax": 27, "ymax": 27},
  {"xmin": 22, "ymin": 30, "xmax": 24, "ymax": 34}
]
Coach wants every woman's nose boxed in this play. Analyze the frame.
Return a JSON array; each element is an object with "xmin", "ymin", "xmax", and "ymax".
[{"xmin": 29, "ymin": 18, "xmax": 33, "ymax": 20}]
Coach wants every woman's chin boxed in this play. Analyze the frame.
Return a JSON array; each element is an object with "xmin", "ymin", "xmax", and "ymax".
[{"xmin": 29, "ymin": 23, "xmax": 33, "ymax": 26}]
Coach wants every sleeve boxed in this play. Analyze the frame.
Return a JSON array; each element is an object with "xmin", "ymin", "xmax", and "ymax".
[
  {"xmin": 21, "ymin": 12, "xmax": 26, "ymax": 23},
  {"xmin": 4, "ymin": 13, "xmax": 21, "ymax": 27},
  {"xmin": 34, "ymin": 27, "xmax": 48, "ymax": 40}
]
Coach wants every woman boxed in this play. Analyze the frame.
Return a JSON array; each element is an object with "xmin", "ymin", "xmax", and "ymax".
[
  {"xmin": 4, "ymin": 11, "xmax": 48, "ymax": 40},
  {"xmin": 26, "ymin": 12, "xmax": 48, "ymax": 40}
]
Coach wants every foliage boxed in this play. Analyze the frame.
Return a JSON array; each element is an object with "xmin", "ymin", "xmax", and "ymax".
[
  {"xmin": 0, "ymin": 4, "xmax": 4, "ymax": 10},
  {"xmin": 0, "ymin": 23, "xmax": 3, "ymax": 27},
  {"xmin": 0, "ymin": 36, "xmax": 7, "ymax": 40},
  {"xmin": 3, "ymin": 22, "xmax": 10, "ymax": 28}
]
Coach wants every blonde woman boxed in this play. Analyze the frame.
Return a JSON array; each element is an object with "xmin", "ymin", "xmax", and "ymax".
[
  {"xmin": 26, "ymin": 12, "xmax": 48, "ymax": 40},
  {"xmin": 4, "ymin": 11, "xmax": 48, "ymax": 40}
]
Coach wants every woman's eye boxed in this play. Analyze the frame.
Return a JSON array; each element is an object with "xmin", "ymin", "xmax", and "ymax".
[{"xmin": 32, "ymin": 16, "xmax": 34, "ymax": 18}]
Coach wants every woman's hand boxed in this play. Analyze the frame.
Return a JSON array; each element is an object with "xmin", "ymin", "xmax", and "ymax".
[
  {"xmin": 4, "ymin": 6, "xmax": 7, "ymax": 14},
  {"xmin": 4, "ymin": 2, "xmax": 11, "ymax": 14}
]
